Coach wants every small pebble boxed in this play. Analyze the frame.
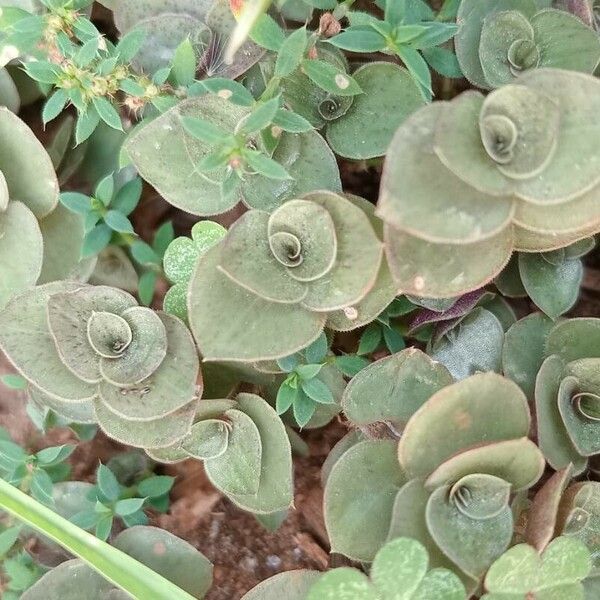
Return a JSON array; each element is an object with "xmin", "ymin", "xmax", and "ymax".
[{"xmin": 266, "ymin": 555, "xmax": 282, "ymax": 569}]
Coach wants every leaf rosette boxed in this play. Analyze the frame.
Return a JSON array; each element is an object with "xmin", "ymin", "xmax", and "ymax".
[
  {"xmin": 0, "ymin": 282, "xmax": 201, "ymax": 451},
  {"xmin": 534, "ymin": 318, "xmax": 600, "ymax": 475},
  {"xmin": 188, "ymin": 191, "xmax": 384, "ymax": 362},
  {"xmin": 503, "ymin": 315, "xmax": 600, "ymax": 475},
  {"xmin": 455, "ymin": 0, "xmax": 600, "ymax": 89},
  {"xmin": 0, "ymin": 108, "xmax": 85, "ymax": 309},
  {"xmin": 147, "ymin": 393, "xmax": 293, "ymax": 515},
  {"xmin": 324, "ymin": 370, "xmax": 544, "ymax": 592},
  {"xmin": 378, "ymin": 68, "xmax": 600, "ymax": 298}
]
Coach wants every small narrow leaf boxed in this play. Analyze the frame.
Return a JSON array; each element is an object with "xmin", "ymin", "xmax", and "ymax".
[
  {"xmin": 181, "ymin": 116, "xmax": 228, "ymax": 144},
  {"xmin": 275, "ymin": 27, "xmax": 307, "ymax": 78},
  {"xmin": 92, "ymin": 97, "xmax": 123, "ymax": 131},
  {"xmin": 301, "ymin": 59, "xmax": 363, "ymax": 96}
]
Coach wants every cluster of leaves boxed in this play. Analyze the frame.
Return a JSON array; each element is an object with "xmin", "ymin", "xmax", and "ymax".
[
  {"xmin": 60, "ymin": 172, "xmax": 140, "ymax": 257},
  {"xmin": 70, "ymin": 463, "xmax": 173, "ymax": 541},
  {"xmin": 0, "ymin": 427, "xmax": 73, "ymax": 506},
  {"xmin": 328, "ymin": 0, "xmax": 461, "ymax": 99},
  {"xmin": 275, "ymin": 332, "xmax": 368, "ymax": 427}
]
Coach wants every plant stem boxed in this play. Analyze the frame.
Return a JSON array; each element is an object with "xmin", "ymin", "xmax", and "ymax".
[{"xmin": 0, "ymin": 478, "xmax": 195, "ymax": 600}]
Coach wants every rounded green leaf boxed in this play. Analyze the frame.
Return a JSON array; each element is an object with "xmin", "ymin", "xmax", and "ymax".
[
  {"xmin": 325, "ymin": 62, "xmax": 425, "ymax": 160},
  {"xmin": 535, "ymin": 355, "xmax": 587, "ymax": 474},
  {"xmin": 113, "ymin": 0, "xmax": 212, "ymax": 31},
  {"xmin": 267, "ymin": 199, "xmax": 337, "ymax": 283},
  {"xmin": 484, "ymin": 536, "xmax": 591, "ymax": 595},
  {"xmin": 188, "ymin": 244, "xmax": 325, "ymax": 362},
  {"xmin": 502, "ymin": 312, "xmax": 554, "ymax": 399},
  {"xmin": 125, "ymin": 95, "xmax": 249, "ymax": 216},
  {"xmin": 518, "ymin": 252, "xmax": 583, "ymax": 319},
  {"xmin": 455, "ymin": 0, "xmax": 538, "ymax": 88},
  {"xmin": 378, "ymin": 103, "xmax": 515, "ymax": 244},
  {"xmin": 383, "ymin": 223, "xmax": 513, "ymax": 298},
  {"xmin": 47, "ymin": 285, "xmax": 137, "ymax": 383},
  {"xmin": 113, "ymin": 526, "xmax": 213, "ymax": 598},
  {"xmin": 478, "ymin": 10, "xmax": 536, "ymax": 88},
  {"xmin": 29, "ymin": 387, "xmax": 96, "ymax": 425},
  {"xmin": 426, "ymin": 483, "xmax": 513, "ymax": 578},
  {"xmin": 326, "ymin": 194, "xmax": 397, "ymax": 332},
  {"xmin": 182, "ymin": 418, "xmax": 229, "ymax": 460},
  {"xmin": 0, "ymin": 107, "xmax": 58, "ymax": 218},
  {"xmin": 94, "ymin": 398, "xmax": 197, "ymax": 450},
  {"xmin": 131, "ymin": 15, "xmax": 210, "ymax": 75},
  {"xmin": 558, "ymin": 482, "xmax": 600, "ymax": 575},
  {"xmin": 241, "ymin": 130, "xmax": 342, "ymax": 213},
  {"xmin": 425, "ymin": 437, "xmax": 544, "ymax": 492},
  {"xmin": 306, "ymin": 568, "xmax": 375, "ymax": 600},
  {"xmin": 300, "ymin": 191, "xmax": 382, "ymax": 312},
  {"xmin": 218, "ymin": 209, "xmax": 310, "ymax": 303},
  {"xmin": 220, "ymin": 393, "xmax": 293, "ymax": 514},
  {"xmin": 324, "ymin": 440, "xmax": 407, "ymax": 561},
  {"xmin": 398, "ymin": 372, "xmax": 531, "ymax": 479},
  {"xmin": 38, "ymin": 204, "xmax": 86, "ymax": 285},
  {"xmin": 429, "ymin": 307, "xmax": 505, "ymax": 380},
  {"xmin": 546, "ymin": 318, "xmax": 600, "ymax": 364},
  {"xmin": 21, "ymin": 559, "xmax": 116, "ymax": 599},
  {"xmin": 342, "ymin": 348, "xmax": 453, "ymax": 428},
  {"xmin": 532, "ymin": 9, "xmax": 600, "ymax": 74},
  {"xmin": 480, "ymin": 83, "xmax": 560, "ymax": 180},
  {"xmin": 0, "ymin": 66, "xmax": 20, "ymax": 113},
  {"xmin": 0, "ymin": 282, "xmax": 97, "ymax": 402},
  {"xmin": 371, "ymin": 537, "xmax": 429, "ymax": 599},
  {"xmin": 0, "ymin": 201, "xmax": 43, "ymax": 309},
  {"xmin": 203, "ymin": 407, "xmax": 262, "ymax": 496},
  {"xmin": 387, "ymin": 480, "xmax": 478, "ymax": 595},
  {"xmin": 515, "ymin": 69, "xmax": 600, "ymax": 204}
]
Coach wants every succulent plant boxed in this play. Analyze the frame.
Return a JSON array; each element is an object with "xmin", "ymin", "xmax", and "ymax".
[
  {"xmin": 322, "ymin": 350, "xmax": 452, "ymax": 564},
  {"xmin": 188, "ymin": 191, "xmax": 384, "ymax": 362},
  {"xmin": 307, "ymin": 537, "xmax": 466, "ymax": 600},
  {"xmin": 455, "ymin": 0, "xmax": 600, "ymax": 89},
  {"xmin": 325, "ymin": 370, "xmax": 544, "ymax": 592},
  {"xmin": 503, "ymin": 315, "xmax": 600, "ymax": 474},
  {"xmin": 125, "ymin": 93, "xmax": 341, "ymax": 216},
  {"xmin": 0, "ymin": 282, "xmax": 201, "ymax": 452},
  {"xmin": 21, "ymin": 526, "xmax": 213, "ymax": 599},
  {"xmin": 0, "ymin": 108, "xmax": 86, "ymax": 308},
  {"xmin": 394, "ymin": 373, "xmax": 544, "ymax": 582},
  {"xmin": 377, "ymin": 68, "xmax": 600, "ymax": 298},
  {"xmin": 482, "ymin": 536, "xmax": 591, "ymax": 600},
  {"xmin": 147, "ymin": 393, "xmax": 293, "ymax": 514}
]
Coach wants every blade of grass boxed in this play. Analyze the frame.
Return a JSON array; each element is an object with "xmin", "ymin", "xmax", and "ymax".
[{"xmin": 0, "ymin": 478, "xmax": 196, "ymax": 600}]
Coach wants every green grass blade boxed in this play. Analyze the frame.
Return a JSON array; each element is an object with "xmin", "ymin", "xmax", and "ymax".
[{"xmin": 0, "ymin": 478, "xmax": 196, "ymax": 600}]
